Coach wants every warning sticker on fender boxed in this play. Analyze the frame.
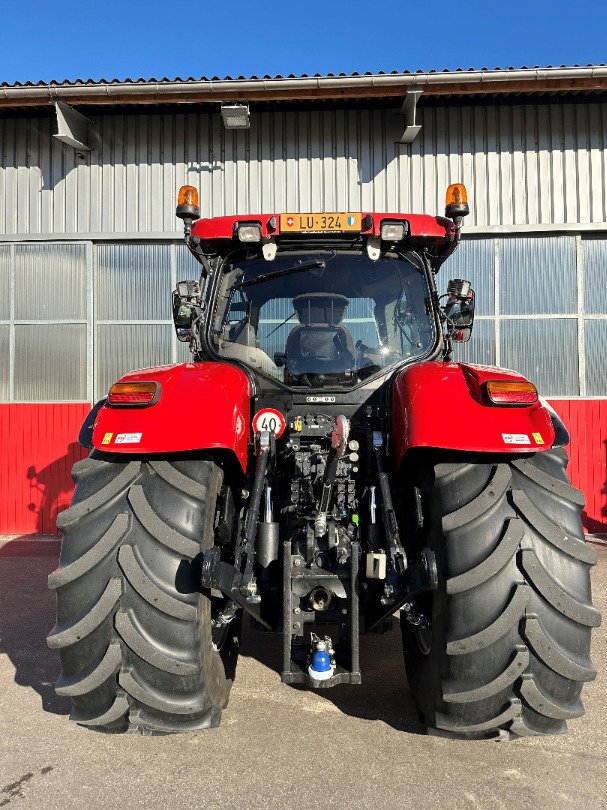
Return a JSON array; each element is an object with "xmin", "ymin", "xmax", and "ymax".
[
  {"xmin": 115, "ymin": 432, "xmax": 142, "ymax": 444},
  {"xmin": 502, "ymin": 433, "xmax": 531, "ymax": 445}
]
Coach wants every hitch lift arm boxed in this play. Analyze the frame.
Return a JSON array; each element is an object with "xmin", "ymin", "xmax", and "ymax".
[
  {"xmin": 372, "ymin": 431, "xmax": 408, "ymax": 604},
  {"xmin": 201, "ymin": 430, "xmax": 274, "ymax": 628},
  {"xmin": 368, "ymin": 431, "xmax": 438, "ymax": 628}
]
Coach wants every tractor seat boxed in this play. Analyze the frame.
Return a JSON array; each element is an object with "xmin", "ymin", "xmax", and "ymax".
[{"xmin": 286, "ymin": 293, "xmax": 355, "ymax": 375}]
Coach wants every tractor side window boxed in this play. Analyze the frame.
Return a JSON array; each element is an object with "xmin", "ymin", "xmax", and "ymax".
[
  {"xmin": 383, "ymin": 270, "xmax": 433, "ymax": 359},
  {"xmin": 225, "ymin": 290, "xmax": 248, "ymax": 326},
  {"xmin": 221, "ymin": 290, "xmax": 256, "ymax": 346}
]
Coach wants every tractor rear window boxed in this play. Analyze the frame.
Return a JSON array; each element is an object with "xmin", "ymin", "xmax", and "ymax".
[{"xmin": 211, "ymin": 252, "xmax": 435, "ymax": 388}]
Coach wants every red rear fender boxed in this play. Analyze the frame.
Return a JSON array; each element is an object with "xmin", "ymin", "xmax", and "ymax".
[
  {"xmin": 391, "ymin": 361, "xmax": 556, "ymax": 467},
  {"xmin": 91, "ymin": 362, "xmax": 251, "ymax": 472}
]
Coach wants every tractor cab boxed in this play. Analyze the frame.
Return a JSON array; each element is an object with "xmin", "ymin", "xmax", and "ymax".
[
  {"xmin": 172, "ymin": 187, "xmax": 475, "ymax": 395},
  {"xmin": 212, "ymin": 250, "xmax": 435, "ymax": 387}
]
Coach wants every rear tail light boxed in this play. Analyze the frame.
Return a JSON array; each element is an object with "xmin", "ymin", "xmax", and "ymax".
[
  {"xmin": 485, "ymin": 380, "xmax": 538, "ymax": 406},
  {"xmin": 108, "ymin": 382, "xmax": 160, "ymax": 406}
]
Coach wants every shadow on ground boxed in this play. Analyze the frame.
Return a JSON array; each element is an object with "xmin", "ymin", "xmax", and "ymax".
[
  {"xmin": 0, "ymin": 538, "xmax": 70, "ymax": 716},
  {"xmin": 239, "ymin": 618, "xmax": 424, "ymax": 734},
  {"xmin": 0, "ymin": 537, "xmax": 422, "ymax": 733}
]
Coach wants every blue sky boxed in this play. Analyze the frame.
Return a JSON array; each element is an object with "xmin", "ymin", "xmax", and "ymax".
[{"xmin": 1, "ymin": 0, "xmax": 606, "ymax": 83}]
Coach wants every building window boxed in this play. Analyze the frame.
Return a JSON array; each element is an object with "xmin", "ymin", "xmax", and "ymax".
[
  {"xmin": 95, "ymin": 242, "xmax": 201, "ymax": 398},
  {"xmin": 0, "ymin": 241, "xmax": 202, "ymax": 403},
  {"xmin": 96, "ymin": 243, "xmax": 173, "ymax": 397},
  {"xmin": 453, "ymin": 234, "xmax": 607, "ymax": 398},
  {"xmin": 0, "ymin": 243, "xmax": 90, "ymax": 402},
  {"xmin": 0, "ymin": 235, "xmax": 605, "ymax": 403}
]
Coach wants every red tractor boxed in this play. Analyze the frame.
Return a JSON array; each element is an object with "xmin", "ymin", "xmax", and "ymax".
[{"xmin": 48, "ymin": 184, "xmax": 600, "ymax": 739}]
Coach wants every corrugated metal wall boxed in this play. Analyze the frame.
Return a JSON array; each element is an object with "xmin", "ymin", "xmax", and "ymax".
[{"xmin": 1, "ymin": 101, "xmax": 607, "ymax": 236}]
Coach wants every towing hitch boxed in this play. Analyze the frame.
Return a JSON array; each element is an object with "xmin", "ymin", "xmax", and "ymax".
[{"xmin": 281, "ymin": 539, "xmax": 361, "ymax": 688}]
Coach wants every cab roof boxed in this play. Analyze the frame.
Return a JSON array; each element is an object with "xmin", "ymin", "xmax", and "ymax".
[{"xmin": 191, "ymin": 213, "xmax": 453, "ymax": 242}]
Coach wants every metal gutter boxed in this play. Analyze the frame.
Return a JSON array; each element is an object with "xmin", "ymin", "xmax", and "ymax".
[{"xmin": 1, "ymin": 67, "xmax": 607, "ymax": 108}]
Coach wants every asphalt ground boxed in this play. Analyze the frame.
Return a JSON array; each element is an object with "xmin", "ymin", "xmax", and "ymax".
[{"xmin": 0, "ymin": 537, "xmax": 605, "ymax": 810}]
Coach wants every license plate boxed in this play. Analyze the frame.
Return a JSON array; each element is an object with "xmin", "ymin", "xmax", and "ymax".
[{"xmin": 280, "ymin": 213, "xmax": 361, "ymax": 233}]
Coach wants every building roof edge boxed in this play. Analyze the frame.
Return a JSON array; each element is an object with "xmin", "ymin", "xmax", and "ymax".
[{"xmin": 2, "ymin": 66, "xmax": 607, "ymax": 109}]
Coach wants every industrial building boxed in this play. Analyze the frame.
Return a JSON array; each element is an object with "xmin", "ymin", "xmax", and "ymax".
[{"xmin": 0, "ymin": 66, "xmax": 606, "ymax": 534}]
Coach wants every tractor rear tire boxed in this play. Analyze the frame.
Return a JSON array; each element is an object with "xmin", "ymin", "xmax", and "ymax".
[
  {"xmin": 47, "ymin": 452, "xmax": 241, "ymax": 734},
  {"xmin": 401, "ymin": 448, "xmax": 600, "ymax": 740}
]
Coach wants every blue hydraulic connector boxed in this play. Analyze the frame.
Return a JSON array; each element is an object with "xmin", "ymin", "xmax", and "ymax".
[
  {"xmin": 308, "ymin": 634, "xmax": 335, "ymax": 681},
  {"xmin": 311, "ymin": 650, "xmax": 331, "ymax": 672}
]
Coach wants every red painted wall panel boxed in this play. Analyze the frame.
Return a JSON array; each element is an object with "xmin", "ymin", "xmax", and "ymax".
[
  {"xmin": 0, "ymin": 404, "xmax": 89, "ymax": 535},
  {"xmin": 548, "ymin": 400, "xmax": 607, "ymax": 534},
  {"xmin": 0, "ymin": 401, "xmax": 605, "ymax": 535}
]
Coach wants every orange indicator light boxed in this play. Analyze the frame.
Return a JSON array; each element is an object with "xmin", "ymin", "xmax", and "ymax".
[
  {"xmin": 108, "ymin": 382, "xmax": 159, "ymax": 406},
  {"xmin": 446, "ymin": 183, "xmax": 468, "ymax": 206},
  {"xmin": 177, "ymin": 185, "xmax": 199, "ymax": 209},
  {"xmin": 485, "ymin": 380, "xmax": 538, "ymax": 406}
]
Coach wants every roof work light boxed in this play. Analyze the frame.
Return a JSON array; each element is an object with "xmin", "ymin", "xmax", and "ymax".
[
  {"xmin": 380, "ymin": 221, "xmax": 408, "ymax": 242},
  {"xmin": 237, "ymin": 223, "xmax": 262, "ymax": 242}
]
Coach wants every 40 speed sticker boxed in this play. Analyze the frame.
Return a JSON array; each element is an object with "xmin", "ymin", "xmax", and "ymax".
[{"xmin": 252, "ymin": 408, "xmax": 286, "ymax": 438}]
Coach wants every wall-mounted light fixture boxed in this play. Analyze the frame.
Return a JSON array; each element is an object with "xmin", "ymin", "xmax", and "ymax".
[{"xmin": 220, "ymin": 102, "xmax": 250, "ymax": 129}]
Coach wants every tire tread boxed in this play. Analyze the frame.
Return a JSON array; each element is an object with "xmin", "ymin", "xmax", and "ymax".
[
  {"xmin": 402, "ymin": 448, "xmax": 600, "ymax": 740},
  {"xmin": 47, "ymin": 578, "xmax": 122, "ymax": 649},
  {"xmin": 48, "ymin": 453, "xmax": 238, "ymax": 734}
]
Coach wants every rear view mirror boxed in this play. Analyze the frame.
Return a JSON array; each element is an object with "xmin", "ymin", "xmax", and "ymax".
[
  {"xmin": 172, "ymin": 280, "xmax": 202, "ymax": 342},
  {"xmin": 442, "ymin": 279, "xmax": 475, "ymax": 343}
]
